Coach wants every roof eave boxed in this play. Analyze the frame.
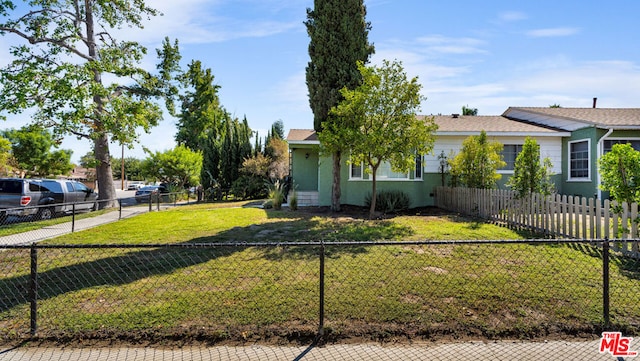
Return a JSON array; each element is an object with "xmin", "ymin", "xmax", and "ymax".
[{"xmin": 436, "ymin": 131, "xmax": 571, "ymax": 137}]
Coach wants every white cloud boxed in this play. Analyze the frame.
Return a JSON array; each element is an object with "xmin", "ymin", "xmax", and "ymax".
[
  {"xmin": 416, "ymin": 35, "xmax": 487, "ymax": 55},
  {"xmin": 499, "ymin": 11, "xmax": 527, "ymax": 22},
  {"xmin": 526, "ymin": 27, "xmax": 580, "ymax": 38}
]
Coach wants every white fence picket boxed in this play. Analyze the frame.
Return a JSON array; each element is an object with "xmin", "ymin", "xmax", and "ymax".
[{"xmin": 436, "ymin": 187, "xmax": 640, "ymax": 258}]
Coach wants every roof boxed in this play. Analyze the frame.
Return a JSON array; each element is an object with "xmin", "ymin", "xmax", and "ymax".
[
  {"xmin": 504, "ymin": 107, "xmax": 640, "ymax": 131},
  {"xmin": 286, "ymin": 129, "xmax": 319, "ymax": 144},
  {"xmin": 424, "ymin": 115, "xmax": 569, "ymax": 136}
]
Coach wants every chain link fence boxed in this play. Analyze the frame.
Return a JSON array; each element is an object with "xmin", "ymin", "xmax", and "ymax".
[{"xmin": 1, "ymin": 239, "xmax": 640, "ymax": 360}]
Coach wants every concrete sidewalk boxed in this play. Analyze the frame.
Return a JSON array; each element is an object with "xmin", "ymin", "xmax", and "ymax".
[
  {"xmin": 0, "ymin": 340, "xmax": 624, "ymax": 361},
  {"xmin": 0, "ymin": 205, "xmax": 148, "ymax": 246}
]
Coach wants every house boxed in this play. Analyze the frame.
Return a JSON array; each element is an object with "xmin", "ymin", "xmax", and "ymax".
[{"xmin": 287, "ymin": 106, "xmax": 640, "ymax": 208}]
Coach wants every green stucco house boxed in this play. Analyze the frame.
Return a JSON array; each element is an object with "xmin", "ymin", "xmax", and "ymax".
[{"xmin": 287, "ymin": 107, "xmax": 640, "ymax": 208}]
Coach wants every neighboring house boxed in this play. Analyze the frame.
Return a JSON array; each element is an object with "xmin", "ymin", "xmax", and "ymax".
[{"xmin": 287, "ymin": 107, "xmax": 640, "ymax": 208}]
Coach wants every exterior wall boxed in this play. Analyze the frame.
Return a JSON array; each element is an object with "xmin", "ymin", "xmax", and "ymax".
[
  {"xmin": 311, "ymin": 134, "xmax": 568, "ymax": 209},
  {"xmin": 561, "ymin": 127, "xmax": 599, "ymax": 199},
  {"xmin": 425, "ymin": 135, "xmax": 563, "ymax": 174},
  {"xmin": 290, "ymin": 147, "xmax": 319, "ymax": 192},
  {"xmin": 317, "ymin": 154, "xmax": 334, "ymax": 207}
]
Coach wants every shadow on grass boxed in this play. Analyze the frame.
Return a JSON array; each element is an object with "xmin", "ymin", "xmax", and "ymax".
[
  {"xmin": 556, "ymin": 241, "xmax": 640, "ymax": 280},
  {"xmin": 0, "ymin": 211, "xmax": 415, "ymax": 314}
]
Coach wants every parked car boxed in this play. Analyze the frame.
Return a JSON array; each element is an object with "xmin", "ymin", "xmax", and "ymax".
[
  {"xmin": 127, "ymin": 181, "xmax": 145, "ymax": 191},
  {"xmin": 0, "ymin": 178, "xmax": 98, "ymax": 221},
  {"xmin": 134, "ymin": 185, "xmax": 168, "ymax": 203}
]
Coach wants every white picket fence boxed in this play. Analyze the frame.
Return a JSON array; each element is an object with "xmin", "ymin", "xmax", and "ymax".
[{"xmin": 435, "ymin": 186, "xmax": 640, "ymax": 257}]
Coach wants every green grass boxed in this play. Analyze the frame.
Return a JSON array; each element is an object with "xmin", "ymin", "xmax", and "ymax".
[
  {"xmin": 1, "ymin": 203, "xmax": 639, "ymax": 344},
  {"xmin": 0, "ymin": 208, "xmax": 114, "ymax": 237}
]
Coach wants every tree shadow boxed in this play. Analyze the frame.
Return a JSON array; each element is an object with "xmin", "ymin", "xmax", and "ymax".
[
  {"xmin": 0, "ymin": 210, "xmax": 415, "ymax": 314},
  {"xmin": 555, "ymin": 241, "xmax": 640, "ymax": 280}
]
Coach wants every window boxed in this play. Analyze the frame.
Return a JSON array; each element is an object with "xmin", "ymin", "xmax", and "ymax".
[
  {"xmin": 415, "ymin": 154, "xmax": 423, "ymax": 179},
  {"xmin": 375, "ymin": 162, "xmax": 409, "ymax": 179},
  {"xmin": 350, "ymin": 162, "xmax": 363, "ymax": 179},
  {"xmin": 501, "ymin": 144, "xmax": 523, "ymax": 171},
  {"xmin": 569, "ymin": 140, "xmax": 589, "ymax": 179},
  {"xmin": 603, "ymin": 139, "xmax": 640, "ymax": 153}
]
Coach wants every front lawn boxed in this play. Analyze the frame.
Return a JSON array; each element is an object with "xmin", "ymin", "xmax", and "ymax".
[{"xmin": 1, "ymin": 204, "xmax": 638, "ymax": 345}]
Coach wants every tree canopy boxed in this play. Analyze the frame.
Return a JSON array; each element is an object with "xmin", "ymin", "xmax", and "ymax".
[
  {"xmin": 506, "ymin": 137, "xmax": 554, "ymax": 197},
  {"xmin": 2, "ymin": 126, "xmax": 73, "ymax": 178},
  {"xmin": 598, "ymin": 143, "xmax": 640, "ymax": 206},
  {"xmin": 0, "ymin": 1, "xmax": 180, "ymax": 205},
  {"xmin": 449, "ymin": 131, "xmax": 506, "ymax": 189},
  {"xmin": 175, "ymin": 60, "xmax": 224, "ymax": 151},
  {"xmin": 142, "ymin": 145, "xmax": 202, "ymax": 188},
  {"xmin": 462, "ymin": 105, "xmax": 478, "ymax": 116},
  {"xmin": 326, "ymin": 60, "xmax": 437, "ymax": 218},
  {"xmin": 305, "ymin": 0, "xmax": 374, "ymax": 212}
]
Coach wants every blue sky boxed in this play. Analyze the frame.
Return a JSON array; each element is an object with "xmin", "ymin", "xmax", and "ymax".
[{"xmin": 2, "ymin": 0, "xmax": 640, "ymax": 162}]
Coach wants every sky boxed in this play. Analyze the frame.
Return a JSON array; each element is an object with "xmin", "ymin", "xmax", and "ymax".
[{"xmin": 1, "ymin": 0, "xmax": 640, "ymax": 163}]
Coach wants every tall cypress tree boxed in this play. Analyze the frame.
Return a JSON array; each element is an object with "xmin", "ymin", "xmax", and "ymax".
[{"xmin": 305, "ymin": 0, "xmax": 374, "ymax": 211}]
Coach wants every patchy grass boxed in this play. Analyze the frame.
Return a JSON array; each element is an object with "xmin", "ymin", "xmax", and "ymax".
[{"xmin": 0, "ymin": 204, "xmax": 639, "ymax": 345}]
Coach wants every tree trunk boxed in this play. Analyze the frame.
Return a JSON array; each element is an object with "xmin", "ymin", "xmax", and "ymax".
[
  {"xmin": 94, "ymin": 134, "xmax": 116, "ymax": 207},
  {"xmin": 85, "ymin": 0, "xmax": 115, "ymax": 208},
  {"xmin": 331, "ymin": 151, "xmax": 341, "ymax": 212},
  {"xmin": 369, "ymin": 166, "xmax": 378, "ymax": 219}
]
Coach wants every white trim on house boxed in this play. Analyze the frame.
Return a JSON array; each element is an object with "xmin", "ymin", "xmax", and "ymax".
[{"xmin": 567, "ymin": 138, "xmax": 591, "ymax": 182}]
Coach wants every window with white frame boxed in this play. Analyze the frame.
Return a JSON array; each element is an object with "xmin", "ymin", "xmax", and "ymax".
[
  {"xmin": 375, "ymin": 162, "xmax": 409, "ymax": 179},
  {"xmin": 501, "ymin": 144, "xmax": 523, "ymax": 171},
  {"xmin": 603, "ymin": 139, "xmax": 640, "ymax": 153},
  {"xmin": 569, "ymin": 140, "xmax": 589, "ymax": 179},
  {"xmin": 350, "ymin": 162, "xmax": 363, "ymax": 179}
]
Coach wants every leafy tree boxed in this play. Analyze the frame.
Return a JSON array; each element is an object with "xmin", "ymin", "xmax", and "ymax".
[
  {"xmin": 305, "ymin": 0, "xmax": 375, "ymax": 211},
  {"xmin": 549, "ymin": 104, "xmax": 562, "ymax": 108},
  {"xmin": 327, "ymin": 60, "xmax": 437, "ymax": 218},
  {"xmin": 112, "ymin": 157, "xmax": 144, "ymax": 181},
  {"xmin": 203, "ymin": 114, "xmax": 252, "ymax": 190},
  {"xmin": 507, "ymin": 137, "xmax": 555, "ymax": 197},
  {"xmin": 0, "ymin": 1, "xmax": 181, "ymax": 206},
  {"xmin": 598, "ymin": 143, "xmax": 640, "ymax": 206},
  {"xmin": 268, "ymin": 119, "xmax": 285, "ymax": 141},
  {"xmin": 462, "ymin": 105, "xmax": 478, "ymax": 116},
  {"xmin": 231, "ymin": 152, "xmax": 270, "ymax": 201},
  {"xmin": 2, "ymin": 126, "xmax": 73, "ymax": 177},
  {"xmin": 265, "ymin": 137, "xmax": 289, "ymax": 180},
  {"xmin": 142, "ymin": 146, "xmax": 202, "ymax": 188},
  {"xmin": 0, "ymin": 136, "xmax": 16, "ymax": 176},
  {"xmin": 79, "ymin": 151, "xmax": 99, "ymax": 169},
  {"xmin": 449, "ymin": 131, "xmax": 506, "ymax": 189},
  {"xmin": 175, "ymin": 60, "xmax": 225, "ymax": 151}
]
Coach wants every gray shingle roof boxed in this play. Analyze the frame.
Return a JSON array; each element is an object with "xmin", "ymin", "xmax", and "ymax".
[
  {"xmin": 505, "ymin": 107, "xmax": 640, "ymax": 128},
  {"xmin": 286, "ymin": 129, "xmax": 318, "ymax": 143},
  {"xmin": 423, "ymin": 115, "xmax": 566, "ymax": 135}
]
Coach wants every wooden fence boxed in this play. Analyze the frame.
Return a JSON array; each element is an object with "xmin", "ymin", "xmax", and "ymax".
[{"xmin": 435, "ymin": 186, "xmax": 640, "ymax": 257}]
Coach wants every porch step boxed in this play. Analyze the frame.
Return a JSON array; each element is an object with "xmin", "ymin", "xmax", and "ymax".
[{"xmin": 291, "ymin": 191, "xmax": 319, "ymax": 207}]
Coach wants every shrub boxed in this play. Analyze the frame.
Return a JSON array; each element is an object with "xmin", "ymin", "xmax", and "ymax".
[
  {"xmin": 231, "ymin": 175, "xmax": 269, "ymax": 200},
  {"xmin": 267, "ymin": 180, "xmax": 285, "ymax": 210},
  {"xmin": 289, "ymin": 189, "xmax": 298, "ymax": 211},
  {"xmin": 365, "ymin": 190, "xmax": 410, "ymax": 213}
]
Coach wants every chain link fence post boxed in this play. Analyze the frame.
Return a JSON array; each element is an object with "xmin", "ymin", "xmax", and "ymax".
[
  {"xmin": 71, "ymin": 203, "xmax": 76, "ymax": 232},
  {"xmin": 29, "ymin": 244, "xmax": 38, "ymax": 337},
  {"xmin": 602, "ymin": 237, "xmax": 610, "ymax": 329},
  {"xmin": 318, "ymin": 240, "xmax": 325, "ymax": 338}
]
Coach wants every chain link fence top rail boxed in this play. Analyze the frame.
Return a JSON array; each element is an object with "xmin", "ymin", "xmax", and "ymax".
[{"xmin": 1, "ymin": 239, "xmax": 640, "ymax": 360}]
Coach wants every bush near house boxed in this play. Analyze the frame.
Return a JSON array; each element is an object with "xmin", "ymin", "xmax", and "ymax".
[{"xmin": 365, "ymin": 190, "xmax": 410, "ymax": 213}]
